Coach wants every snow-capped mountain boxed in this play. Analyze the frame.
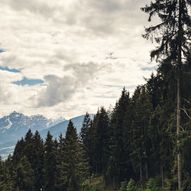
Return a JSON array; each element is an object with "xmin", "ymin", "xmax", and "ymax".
[
  {"xmin": 0, "ymin": 111, "xmax": 52, "ymax": 159},
  {"xmin": 0, "ymin": 111, "xmax": 50, "ymax": 144},
  {"xmin": 0, "ymin": 112, "xmax": 93, "ymax": 159}
]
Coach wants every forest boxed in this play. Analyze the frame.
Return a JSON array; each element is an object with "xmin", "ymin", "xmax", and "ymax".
[{"xmin": 1, "ymin": 0, "xmax": 191, "ymax": 190}]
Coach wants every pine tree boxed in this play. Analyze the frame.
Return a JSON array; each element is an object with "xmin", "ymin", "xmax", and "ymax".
[
  {"xmin": 56, "ymin": 134, "xmax": 67, "ymax": 191},
  {"xmin": 13, "ymin": 138, "xmax": 25, "ymax": 164},
  {"xmin": 16, "ymin": 156, "xmax": 35, "ymax": 191},
  {"xmin": 80, "ymin": 113, "xmax": 92, "ymax": 167},
  {"xmin": 142, "ymin": 0, "xmax": 191, "ymax": 189},
  {"xmin": 44, "ymin": 132, "xmax": 57, "ymax": 191},
  {"xmin": 62, "ymin": 120, "xmax": 89, "ymax": 191},
  {"xmin": 0, "ymin": 157, "xmax": 5, "ymax": 190},
  {"xmin": 130, "ymin": 86, "xmax": 152, "ymax": 181},
  {"xmin": 81, "ymin": 113, "xmax": 92, "ymax": 145},
  {"xmin": 23, "ymin": 129, "xmax": 34, "ymax": 164},
  {"xmin": 32, "ymin": 131, "xmax": 44, "ymax": 191},
  {"xmin": 85, "ymin": 119, "xmax": 96, "ymax": 174},
  {"xmin": 92, "ymin": 108, "xmax": 110, "ymax": 175},
  {"xmin": 107, "ymin": 88, "xmax": 131, "ymax": 186},
  {"xmin": 4, "ymin": 155, "xmax": 16, "ymax": 191}
]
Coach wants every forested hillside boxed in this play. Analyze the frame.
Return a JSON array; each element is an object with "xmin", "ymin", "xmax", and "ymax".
[
  {"xmin": 1, "ymin": 0, "xmax": 191, "ymax": 191},
  {"xmin": 0, "ymin": 59, "xmax": 191, "ymax": 190}
]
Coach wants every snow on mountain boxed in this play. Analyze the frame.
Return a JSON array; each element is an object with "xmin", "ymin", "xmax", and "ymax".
[
  {"xmin": 40, "ymin": 114, "xmax": 94, "ymax": 139},
  {"xmin": 47, "ymin": 117, "xmax": 66, "ymax": 128},
  {"xmin": 0, "ymin": 111, "xmax": 50, "ymax": 142},
  {"xmin": 0, "ymin": 112, "xmax": 94, "ymax": 159}
]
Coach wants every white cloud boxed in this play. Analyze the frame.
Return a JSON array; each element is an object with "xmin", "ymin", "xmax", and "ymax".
[
  {"xmin": 0, "ymin": 0, "xmax": 156, "ymax": 119},
  {"xmin": 37, "ymin": 62, "xmax": 108, "ymax": 106}
]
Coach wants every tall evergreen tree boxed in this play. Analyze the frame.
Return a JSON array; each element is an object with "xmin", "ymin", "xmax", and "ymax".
[
  {"xmin": 44, "ymin": 132, "xmax": 57, "ymax": 191},
  {"xmin": 32, "ymin": 131, "xmax": 44, "ymax": 191},
  {"xmin": 142, "ymin": 0, "xmax": 191, "ymax": 189},
  {"xmin": 107, "ymin": 88, "xmax": 131, "ymax": 186},
  {"xmin": 81, "ymin": 113, "xmax": 92, "ymax": 145},
  {"xmin": 93, "ymin": 107, "xmax": 110, "ymax": 175},
  {"xmin": 130, "ymin": 86, "xmax": 152, "ymax": 181},
  {"xmin": 16, "ymin": 156, "xmax": 35, "ymax": 191},
  {"xmin": 80, "ymin": 113, "xmax": 92, "ymax": 161},
  {"xmin": 62, "ymin": 120, "xmax": 89, "ymax": 191},
  {"xmin": 56, "ymin": 134, "xmax": 67, "ymax": 191}
]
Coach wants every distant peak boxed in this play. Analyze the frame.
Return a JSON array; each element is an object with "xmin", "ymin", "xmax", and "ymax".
[{"xmin": 10, "ymin": 111, "xmax": 23, "ymax": 117}]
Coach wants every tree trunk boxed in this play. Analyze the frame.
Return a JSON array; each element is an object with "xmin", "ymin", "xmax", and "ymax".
[
  {"xmin": 177, "ymin": 76, "xmax": 181, "ymax": 190},
  {"xmin": 145, "ymin": 162, "xmax": 149, "ymax": 180},
  {"xmin": 161, "ymin": 164, "xmax": 164, "ymax": 188},
  {"xmin": 140, "ymin": 162, "xmax": 143, "ymax": 182},
  {"xmin": 177, "ymin": 0, "xmax": 183, "ymax": 189}
]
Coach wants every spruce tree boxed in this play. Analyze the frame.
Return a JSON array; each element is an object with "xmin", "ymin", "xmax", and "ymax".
[
  {"xmin": 92, "ymin": 108, "xmax": 110, "ymax": 175},
  {"xmin": 16, "ymin": 156, "xmax": 35, "ymax": 191},
  {"xmin": 44, "ymin": 132, "xmax": 57, "ymax": 191},
  {"xmin": 56, "ymin": 134, "xmax": 69, "ymax": 191},
  {"xmin": 107, "ymin": 88, "xmax": 130, "ymax": 186},
  {"xmin": 62, "ymin": 120, "xmax": 89, "ymax": 191},
  {"xmin": 33, "ymin": 131, "xmax": 44, "ymax": 191},
  {"xmin": 142, "ymin": 0, "xmax": 191, "ymax": 189},
  {"xmin": 130, "ymin": 86, "xmax": 152, "ymax": 181},
  {"xmin": 80, "ymin": 113, "xmax": 92, "ymax": 151},
  {"xmin": 13, "ymin": 138, "xmax": 25, "ymax": 164},
  {"xmin": 0, "ymin": 157, "xmax": 5, "ymax": 190}
]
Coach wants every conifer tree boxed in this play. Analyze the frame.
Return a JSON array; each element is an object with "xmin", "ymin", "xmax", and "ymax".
[
  {"xmin": 13, "ymin": 138, "xmax": 25, "ymax": 164},
  {"xmin": 81, "ymin": 113, "xmax": 91, "ymax": 141},
  {"xmin": 63, "ymin": 120, "xmax": 89, "ymax": 191},
  {"xmin": 0, "ymin": 157, "xmax": 5, "ymax": 190},
  {"xmin": 80, "ymin": 113, "xmax": 92, "ymax": 150},
  {"xmin": 23, "ymin": 129, "xmax": 34, "ymax": 164},
  {"xmin": 44, "ymin": 132, "xmax": 57, "ymax": 191},
  {"xmin": 93, "ymin": 108, "xmax": 110, "ymax": 175},
  {"xmin": 130, "ymin": 86, "xmax": 152, "ymax": 181},
  {"xmin": 107, "ymin": 88, "xmax": 130, "ymax": 185},
  {"xmin": 16, "ymin": 156, "xmax": 35, "ymax": 191},
  {"xmin": 142, "ymin": 0, "xmax": 191, "ymax": 189},
  {"xmin": 80, "ymin": 113, "xmax": 92, "ymax": 167},
  {"xmin": 32, "ymin": 131, "xmax": 44, "ymax": 191},
  {"xmin": 56, "ymin": 134, "xmax": 67, "ymax": 191}
]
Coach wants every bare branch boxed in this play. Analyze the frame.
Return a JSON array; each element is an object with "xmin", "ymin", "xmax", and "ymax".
[{"xmin": 181, "ymin": 107, "xmax": 191, "ymax": 120}]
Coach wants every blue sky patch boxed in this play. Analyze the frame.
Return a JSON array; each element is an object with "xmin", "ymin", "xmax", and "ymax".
[
  {"xmin": 141, "ymin": 66, "xmax": 156, "ymax": 71},
  {"xmin": 0, "ymin": 48, "xmax": 6, "ymax": 53},
  {"xmin": 0, "ymin": 66, "xmax": 21, "ymax": 73},
  {"xmin": 13, "ymin": 77, "xmax": 44, "ymax": 86}
]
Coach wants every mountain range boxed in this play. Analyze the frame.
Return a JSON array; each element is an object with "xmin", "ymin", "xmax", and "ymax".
[{"xmin": 0, "ymin": 112, "xmax": 93, "ymax": 159}]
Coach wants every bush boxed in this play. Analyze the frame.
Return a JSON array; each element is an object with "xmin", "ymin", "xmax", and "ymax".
[
  {"xmin": 126, "ymin": 179, "xmax": 138, "ymax": 191},
  {"xmin": 119, "ymin": 179, "xmax": 140, "ymax": 191},
  {"xmin": 144, "ymin": 178, "xmax": 162, "ymax": 191},
  {"xmin": 119, "ymin": 181, "xmax": 128, "ymax": 191}
]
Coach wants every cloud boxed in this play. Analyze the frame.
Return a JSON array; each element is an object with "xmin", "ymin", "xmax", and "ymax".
[
  {"xmin": 0, "ymin": 0, "xmax": 156, "ymax": 119},
  {"xmin": 37, "ymin": 62, "xmax": 106, "ymax": 107},
  {"xmin": 0, "ymin": 0, "xmax": 56, "ymax": 18},
  {"xmin": 0, "ymin": 0, "xmax": 149, "ymax": 36}
]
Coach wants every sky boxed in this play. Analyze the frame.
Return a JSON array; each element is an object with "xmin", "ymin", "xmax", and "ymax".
[{"xmin": 0, "ymin": 0, "xmax": 157, "ymax": 119}]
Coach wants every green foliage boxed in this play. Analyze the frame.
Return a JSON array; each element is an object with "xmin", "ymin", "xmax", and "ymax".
[
  {"xmin": 145, "ymin": 178, "xmax": 161, "ymax": 191},
  {"xmin": 83, "ymin": 176, "xmax": 112, "ymax": 191},
  {"xmin": 126, "ymin": 179, "xmax": 138, "ymax": 191},
  {"xmin": 44, "ymin": 132, "xmax": 57, "ymax": 191},
  {"xmin": 16, "ymin": 156, "xmax": 35, "ymax": 191},
  {"xmin": 57, "ymin": 120, "xmax": 89, "ymax": 191},
  {"xmin": 119, "ymin": 181, "xmax": 128, "ymax": 191}
]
